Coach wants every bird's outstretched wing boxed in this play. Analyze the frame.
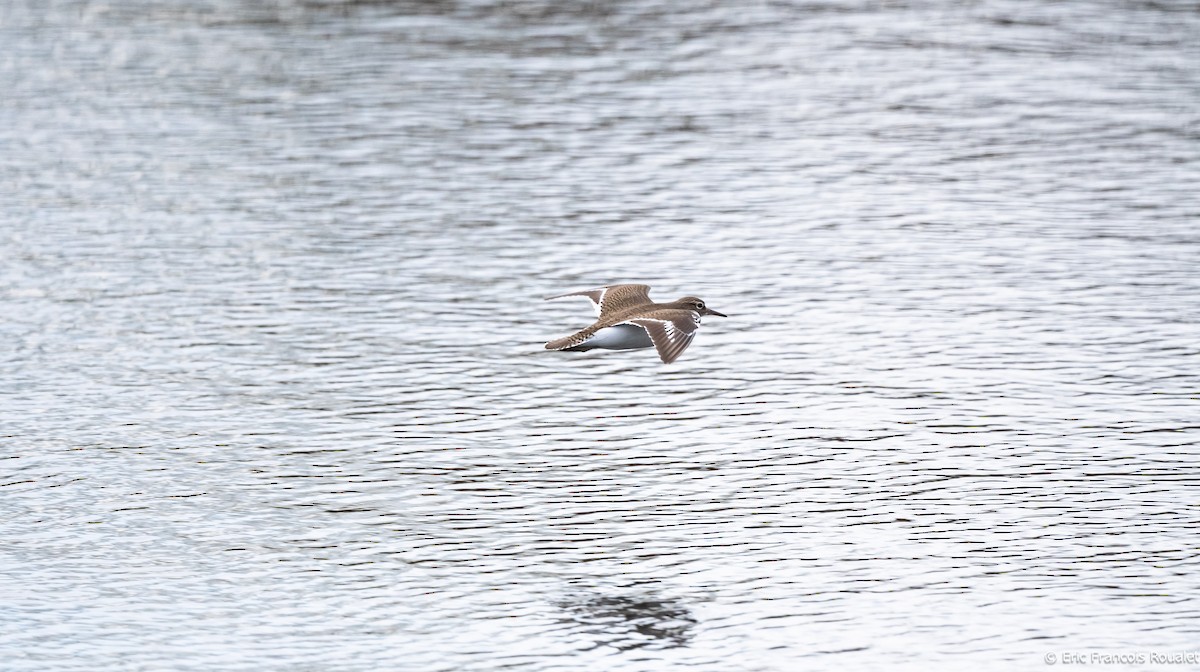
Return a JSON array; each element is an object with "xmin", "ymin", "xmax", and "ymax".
[
  {"xmin": 546, "ymin": 284, "xmax": 652, "ymax": 319},
  {"xmin": 628, "ymin": 310, "xmax": 701, "ymax": 364}
]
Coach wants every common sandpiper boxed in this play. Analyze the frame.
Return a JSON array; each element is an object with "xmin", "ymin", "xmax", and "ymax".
[{"xmin": 544, "ymin": 284, "xmax": 726, "ymax": 364}]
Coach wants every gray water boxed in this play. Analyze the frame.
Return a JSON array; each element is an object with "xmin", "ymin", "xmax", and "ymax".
[{"xmin": 3, "ymin": 1, "xmax": 1199, "ymax": 670}]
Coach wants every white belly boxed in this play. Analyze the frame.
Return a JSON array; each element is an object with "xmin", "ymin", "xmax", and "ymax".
[{"xmin": 567, "ymin": 324, "xmax": 654, "ymax": 351}]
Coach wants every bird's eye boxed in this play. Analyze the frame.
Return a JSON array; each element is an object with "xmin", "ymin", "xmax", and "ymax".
[{"xmin": 696, "ymin": 302, "xmax": 705, "ymax": 310}]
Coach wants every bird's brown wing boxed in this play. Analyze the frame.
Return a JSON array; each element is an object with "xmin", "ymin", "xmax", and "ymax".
[
  {"xmin": 628, "ymin": 310, "xmax": 701, "ymax": 364},
  {"xmin": 546, "ymin": 284, "xmax": 652, "ymax": 320}
]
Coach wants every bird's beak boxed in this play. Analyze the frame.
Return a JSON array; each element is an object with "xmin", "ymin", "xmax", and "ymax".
[{"xmin": 706, "ymin": 308, "xmax": 727, "ymax": 317}]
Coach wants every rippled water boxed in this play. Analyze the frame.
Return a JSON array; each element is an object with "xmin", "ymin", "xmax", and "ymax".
[{"xmin": 3, "ymin": 1, "xmax": 1199, "ymax": 670}]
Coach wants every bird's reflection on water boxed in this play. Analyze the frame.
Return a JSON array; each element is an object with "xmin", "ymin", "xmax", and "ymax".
[{"xmin": 558, "ymin": 592, "xmax": 698, "ymax": 651}]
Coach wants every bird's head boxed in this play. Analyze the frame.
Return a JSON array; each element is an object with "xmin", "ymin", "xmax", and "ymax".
[{"xmin": 674, "ymin": 296, "xmax": 727, "ymax": 317}]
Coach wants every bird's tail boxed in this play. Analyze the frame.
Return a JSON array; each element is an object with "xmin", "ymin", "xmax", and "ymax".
[{"xmin": 545, "ymin": 327, "xmax": 595, "ymax": 351}]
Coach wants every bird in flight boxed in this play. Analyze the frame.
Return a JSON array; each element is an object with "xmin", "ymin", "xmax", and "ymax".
[{"xmin": 544, "ymin": 284, "xmax": 726, "ymax": 364}]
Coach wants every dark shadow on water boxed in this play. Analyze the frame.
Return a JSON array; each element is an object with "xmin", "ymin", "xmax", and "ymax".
[{"xmin": 557, "ymin": 592, "xmax": 697, "ymax": 651}]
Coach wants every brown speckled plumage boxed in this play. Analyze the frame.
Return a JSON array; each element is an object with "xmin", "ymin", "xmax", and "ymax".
[{"xmin": 544, "ymin": 284, "xmax": 726, "ymax": 364}]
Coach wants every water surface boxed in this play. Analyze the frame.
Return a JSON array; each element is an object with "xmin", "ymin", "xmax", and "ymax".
[{"xmin": 2, "ymin": 1, "xmax": 1199, "ymax": 670}]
